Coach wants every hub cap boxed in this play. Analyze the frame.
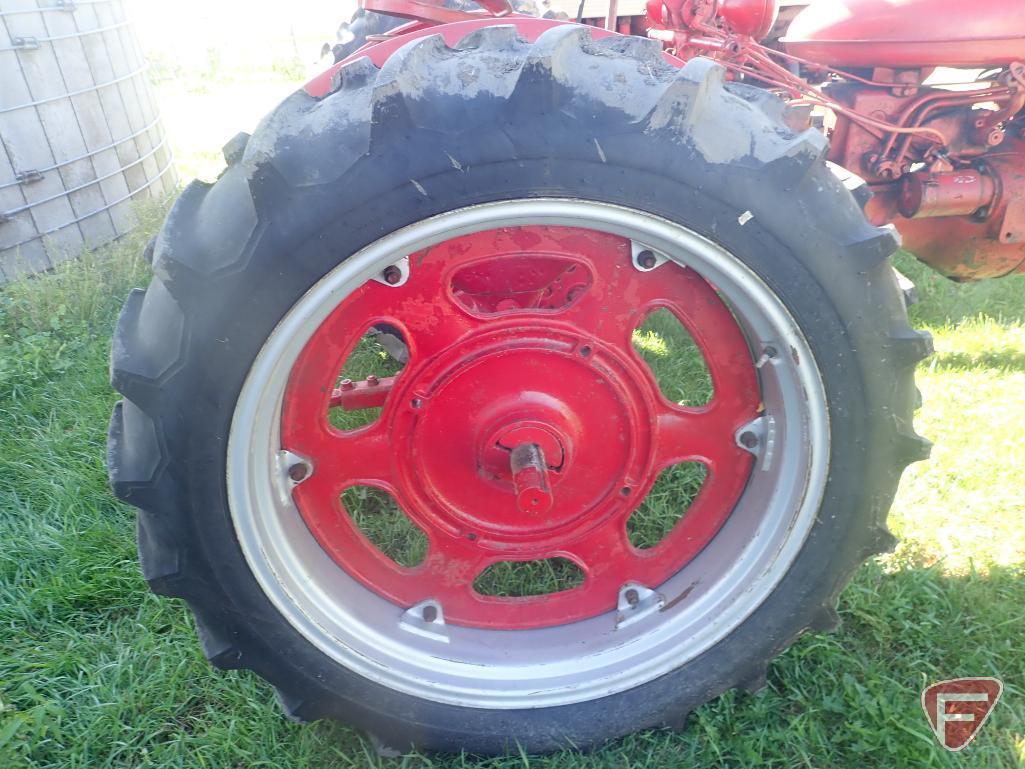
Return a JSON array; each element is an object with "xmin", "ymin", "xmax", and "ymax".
[{"xmin": 229, "ymin": 199, "xmax": 829, "ymax": 708}]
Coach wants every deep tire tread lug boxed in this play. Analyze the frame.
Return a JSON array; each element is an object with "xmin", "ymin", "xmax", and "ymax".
[
  {"xmin": 849, "ymin": 179, "xmax": 874, "ymax": 211},
  {"xmin": 809, "ymin": 604, "xmax": 841, "ymax": 633},
  {"xmin": 152, "ymin": 169, "xmax": 258, "ymax": 280},
  {"xmin": 886, "ymin": 328, "xmax": 934, "ymax": 368},
  {"xmin": 109, "ymin": 281, "xmax": 187, "ymax": 408},
  {"xmin": 660, "ymin": 707, "xmax": 692, "ymax": 732},
  {"xmin": 193, "ymin": 608, "xmax": 244, "ymax": 670},
  {"xmin": 866, "ymin": 526, "xmax": 899, "ymax": 556},
  {"xmin": 507, "ymin": 25, "xmax": 597, "ymax": 114},
  {"xmin": 896, "ymin": 431, "xmax": 933, "ymax": 463},
  {"xmin": 142, "ymin": 236, "xmax": 156, "ymax": 265},
  {"xmin": 763, "ymin": 128, "xmax": 830, "ymax": 188},
  {"xmin": 328, "ymin": 54, "xmax": 377, "ymax": 95},
  {"xmin": 844, "ymin": 226, "xmax": 902, "ymax": 271},
  {"xmin": 455, "ymin": 23, "xmax": 521, "ymax": 51},
  {"xmin": 892, "ymin": 266, "xmax": 919, "ymax": 307},
  {"xmin": 738, "ymin": 665, "xmax": 769, "ymax": 694},
  {"xmin": 646, "ymin": 57, "xmax": 726, "ymax": 132},
  {"xmin": 274, "ymin": 688, "xmax": 324, "ymax": 724},
  {"xmin": 107, "ymin": 400, "xmax": 165, "ymax": 508},
  {"xmin": 136, "ymin": 507, "xmax": 184, "ymax": 596},
  {"xmin": 222, "ymin": 131, "xmax": 250, "ymax": 166},
  {"xmin": 365, "ymin": 730, "xmax": 413, "ymax": 758}
]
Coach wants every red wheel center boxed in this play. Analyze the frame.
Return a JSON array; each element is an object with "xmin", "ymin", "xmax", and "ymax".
[
  {"xmin": 394, "ymin": 327, "xmax": 652, "ymax": 540},
  {"xmin": 281, "ymin": 226, "xmax": 761, "ymax": 629}
]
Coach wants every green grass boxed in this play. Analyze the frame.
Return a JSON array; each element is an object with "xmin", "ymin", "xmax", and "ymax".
[
  {"xmin": 473, "ymin": 558, "xmax": 585, "ymax": 597},
  {"xmin": 632, "ymin": 308, "xmax": 714, "ymax": 407},
  {"xmin": 1, "ymin": 215, "xmax": 1024, "ymax": 767},
  {"xmin": 341, "ymin": 486, "xmax": 428, "ymax": 568}
]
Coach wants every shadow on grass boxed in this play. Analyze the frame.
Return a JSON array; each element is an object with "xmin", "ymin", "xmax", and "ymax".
[
  {"xmin": 895, "ymin": 251, "xmax": 1025, "ymax": 327},
  {"xmin": 927, "ymin": 347, "xmax": 1025, "ymax": 372}
]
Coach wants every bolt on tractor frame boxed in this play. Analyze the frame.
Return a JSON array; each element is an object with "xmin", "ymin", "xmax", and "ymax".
[{"xmin": 312, "ymin": 0, "xmax": 1025, "ymax": 280}]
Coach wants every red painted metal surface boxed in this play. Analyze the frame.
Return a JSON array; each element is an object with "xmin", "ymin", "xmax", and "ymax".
[
  {"xmin": 281, "ymin": 226, "xmax": 759, "ymax": 628},
  {"xmin": 783, "ymin": 0, "xmax": 1025, "ymax": 68},
  {"xmin": 825, "ymin": 77, "xmax": 1024, "ymax": 183},
  {"xmin": 330, "ymin": 375, "xmax": 396, "ymax": 410},
  {"xmin": 718, "ymin": 0, "xmax": 779, "ymax": 39}
]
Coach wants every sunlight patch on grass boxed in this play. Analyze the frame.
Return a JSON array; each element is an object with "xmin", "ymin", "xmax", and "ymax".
[
  {"xmin": 889, "ymin": 366, "xmax": 1025, "ymax": 572},
  {"xmin": 887, "ymin": 253, "xmax": 1025, "ymax": 575},
  {"xmin": 631, "ymin": 308, "xmax": 713, "ymax": 407},
  {"xmin": 631, "ymin": 327, "xmax": 670, "ymax": 358}
]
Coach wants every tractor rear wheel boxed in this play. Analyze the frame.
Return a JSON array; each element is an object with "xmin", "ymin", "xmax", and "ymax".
[{"xmin": 108, "ymin": 25, "xmax": 931, "ymax": 754}]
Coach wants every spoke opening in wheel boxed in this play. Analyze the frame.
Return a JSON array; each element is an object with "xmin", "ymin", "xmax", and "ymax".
[
  {"xmin": 341, "ymin": 485, "xmax": 428, "ymax": 568},
  {"xmin": 448, "ymin": 253, "xmax": 594, "ymax": 315},
  {"xmin": 328, "ymin": 325, "xmax": 408, "ymax": 431},
  {"xmin": 632, "ymin": 308, "xmax": 713, "ymax": 407},
  {"xmin": 473, "ymin": 558, "xmax": 585, "ymax": 598},
  {"xmin": 627, "ymin": 462, "xmax": 708, "ymax": 550}
]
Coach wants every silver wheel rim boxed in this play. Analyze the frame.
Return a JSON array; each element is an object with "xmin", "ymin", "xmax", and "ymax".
[{"xmin": 227, "ymin": 198, "xmax": 829, "ymax": 709}]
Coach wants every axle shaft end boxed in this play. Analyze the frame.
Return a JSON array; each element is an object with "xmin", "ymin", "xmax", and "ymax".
[{"xmin": 510, "ymin": 443, "xmax": 553, "ymax": 515}]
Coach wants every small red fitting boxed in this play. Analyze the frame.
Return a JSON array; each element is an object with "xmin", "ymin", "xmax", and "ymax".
[{"xmin": 510, "ymin": 443, "xmax": 553, "ymax": 515}]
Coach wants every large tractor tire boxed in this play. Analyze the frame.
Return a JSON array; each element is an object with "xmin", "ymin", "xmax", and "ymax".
[{"xmin": 108, "ymin": 25, "xmax": 931, "ymax": 754}]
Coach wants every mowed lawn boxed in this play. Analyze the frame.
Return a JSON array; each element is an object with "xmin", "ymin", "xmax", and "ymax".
[{"xmin": 1, "ymin": 71, "xmax": 1024, "ymax": 768}]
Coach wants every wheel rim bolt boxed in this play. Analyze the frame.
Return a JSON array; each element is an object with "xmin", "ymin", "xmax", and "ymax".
[
  {"xmin": 288, "ymin": 463, "xmax": 309, "ymax": 482},
  {"xmin": 382, "ymin": 265, "xmax": 402, "ymax": 284},
  {"xmin": 625, "ymin": 588, "xmax": 640, "ymax": 606},
  {"xmin": 637, "ymin": 250, "xmax": 657, "ymax": 269}
]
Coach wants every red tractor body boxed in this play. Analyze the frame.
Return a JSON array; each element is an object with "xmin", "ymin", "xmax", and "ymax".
[
  {"xmin": 783, "ymin": 0, "xmax": 1025, "ymax": 69},
  {"xmin": 310, "ymin": 0, "xmax": 1025, "ymax": 279}
]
